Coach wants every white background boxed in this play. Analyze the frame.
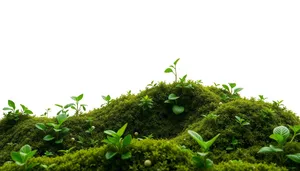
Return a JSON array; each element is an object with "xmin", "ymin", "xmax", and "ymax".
[{"xmin": 1, "ymin": 1, "xmax": 299, "ymax": 118}]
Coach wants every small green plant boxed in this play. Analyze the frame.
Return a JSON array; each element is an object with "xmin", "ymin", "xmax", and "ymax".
[
  {"xmin": 44, "ymin": 151, "xmax": 53, "ymax": 156},
  {"xmin": 258, "ymin": 125, "xmax": 300, "ymax": 165},
  {"xmin": 289, "ymin": 125, "xmax": 300, "ymax": 142},
  {"xmin": 202, "ymin": 112, "xmax": 219, "ymax": 124},
  {"xmin": 188, "ymin": 130, "xmax": 220, "ymax": 169},
  {"xmin": 139, "ymin": 95, "xmax": 154, "ymax": 110},
  {"xmin": 102, "ymin": 95, "xmax": 111, "ymax": 106},
  {"xmin": 41, "ymin": 108, "xmax": 51, "ymax": 117},
  {"xmin": 58, "ymin": 147, "xmax": 75, "ymax": 154},
  {"xmin": 137, "ymin": 134, "xmax": 154, "ymax": 141},
  {"xmin": 127, "ymin": 90, "xmax": 132, "ymax": 96},
  {"xmin": 273, "ymin": 100, "xmax": 284, "ymax": 108},
  {"xmin": 176, "ymin": 74, "xmax": 193, "ymax": 89},
  {"xmin": 35, "ymin": 113, "xmax": 70, "ymax": 144},
  {"xmin": 258, "ymin": 95, "xmax": 267, "ymax": 101},
  {"xmin": 164, "ymin": 58, "xmax": 180, "ymax": 82},
  {"xmin": 147, "ymin": 80, "xmax": 157, "ymax": 88},
  {"xmin": 235, "ymin": 116, "xmax": 250, "ymax": 126},
  {"xmin": 196, "ymin": 80, "xmax": 203, "ymax": 84},
  {"xmin": 221, "ymin": 83, "xmax": 243, "ymax": 101},
  {"xmin": 55, "ymin": 103, "xmax": 73, "ymax": 116},
  {"xmin": 213, "ymin": 82, "xmax": 220, "ymax": 87},
  {"xmin": 11, "ymin": 144, "xmax": 38, "ymax": 170},
  {"xmin": 226, "ymin": 137, "xmax": 239, "ymax": 151},
  {"xmin": 70, "ymin": 94, "xmax": 87, "ymax": 116},
  {"xmin": 164, "ymin": 93, "xmax": 184, "ymax": 115},
  {"xmin": 102, "ymin": 123, "xmax": 132, "ymax": 160},
  {"xmin": 3, "ymin": 100, "xmax": 33, "ymax": 121},
  {"xmin": 40, "ymin": 164, "xmax": 56, "ymax": 170}
]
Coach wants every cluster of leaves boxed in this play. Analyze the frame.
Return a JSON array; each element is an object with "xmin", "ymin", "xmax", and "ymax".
[
  {"xmin": 176, "ymin": 75, "xmax": 193, "ymax": 89},
  {"xmin": 188, "ymin": 130, "xmax": 220, "ymax": 169},
  {"xmin": 10, "ymin": 144, "xmax": 38, "ymax": 171},
  {"xmin": 101, "ymin": 95, "xmax": 111, "ymax": 107},
  {"xmin": 235, "ymin": 116, "xmax": 250, "ymax": 126},
  {"xmin": 102, "ymin": 123, "xmax": 132, "ymax": 160},
  {"xmin": 138, "ymin": 95, "xmax": 153, "ymax": 111},
  {"xmin": 55, "ymin": 94, "xmax": 87, "ymax": 117},
  {"xmin": 258, "ymin": 125, "xmax": 300, "ymax": 165},
  {"xmin": 3, "ymin": 100, "xmax": 33, "ymax": 121},
  {"xmin": 164, "ymin": 58, "xmax": 180, "ymax": 82},
  {"xmin": 35, "ymin": 113, "xmax": 70, "ymax": 144},
  {"xmin": 164, "ymin": 93, "xmax": 185, "ymax": 115},
  {"xmin": 221, "ymin": 83, "xmax": 243, "ymax": 101}
]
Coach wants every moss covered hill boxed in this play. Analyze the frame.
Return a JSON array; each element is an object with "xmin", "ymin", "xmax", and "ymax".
[{"xmin": 0, "ymin": 80, "xmax": 300, "ymax": 171}]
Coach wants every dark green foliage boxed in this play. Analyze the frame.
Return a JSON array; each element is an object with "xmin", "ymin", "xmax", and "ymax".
[
  {"xmin": 214, "ymin": 161, "xmax": 288, "ymax": 171},
  {"xmin": 0, "ymin": 139, "xmax": 196, "ymax": 171}
]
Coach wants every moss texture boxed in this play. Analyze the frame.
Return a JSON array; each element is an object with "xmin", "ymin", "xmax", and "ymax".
[{"xmin": 0, "ymin": 81, "xmax": 299, "ymax": 170}]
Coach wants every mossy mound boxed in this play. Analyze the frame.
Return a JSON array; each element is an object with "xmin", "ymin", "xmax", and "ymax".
[
  {"xmin": 0, "ymin": 80, "xmax": 300, "ymax": 170},
  {"xmin": 173, "ymin": 98, "xmax": 300, "ymax": 151}
]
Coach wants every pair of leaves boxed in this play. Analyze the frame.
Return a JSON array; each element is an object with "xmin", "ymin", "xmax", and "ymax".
[
  {"xmin": 71, "ymin": 94, "xmax": 84, "ymax": 102},
  {"xmin": 188, "ymin": 130, "xmax": 220, "ymax": 152},
  {"xmin": 11, "ymin": 144, "xmax": 37, "ymax": 166},
  {"xmin": 164, "ymin": 58, "xmax": 180, "ymax": 74},
  {"xmin": 105, "ymin": 151, "xmax": 131, "ymax": 160},
  {"xmin": 258, "ymin": 145, "xmax": 283, "ymax": 153},
  {"xmin": 287, "ymin": 153, "xmax": 300, "ymax": 163}
]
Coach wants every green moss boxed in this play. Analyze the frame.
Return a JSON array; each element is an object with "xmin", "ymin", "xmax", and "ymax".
[{"xmin": 214, "ymin": 161, "xmax": 288, "ymax": 171}]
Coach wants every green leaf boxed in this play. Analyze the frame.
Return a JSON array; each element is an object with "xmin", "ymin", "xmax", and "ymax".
[
  {"xmin": 173, "ymin": 58, "xmax": 180, "ymax": 65},
  {"xmin": 46, "ymin": 123, "xmax": 57, "ymax": 128},
  {"xmin": 168, "ymin": 94, "xmax": 179, "ymax": 100},
  {"xmin": 270, "ymin": 134, "xmax": 284, "ymax": 145},
  {"xmin": 54, "ymin": 128, "xmax": 62, "ymax": 132},
  {"xmin": 228, "ymin": 83, "xmax": 236, "ymax": 88},
  {"xmin": 43, "ymin": 135, "xmax": 55, "ymax": 141},
  {"xmin": 121, "ymin": 151, "xmax": 131, "ymax": 160},
  {"xmin": 172, "ymin": 105, "xmax": 184, "ymax": 115},
  {"xmin": 201, "ymin": 133, "xmax": 220, "ymax": 152},
  {"xmin": 273, "ymin": 126, "xmax": 290, "ymax": 140},
  {"xmin": 117, "ymin": 123, "xmax": 128, "ymax": 137},
  {"xmin": 11, "ymin": 152, "xmax": 23, "ymax": 165},
  {"xmin": 8, "ymin": 100, "xmax": 16, "ymax": 109},
  {"xmin": 188, "ymin": 130, "xmax": 203, "ymax": 144},
  {"xmin": 71, "ymin": 96, "xmax": 77, "ymax": 101},
  {"xmin": 55, "ymin": 104, "xmax": 63, "ymax": 108},
  {"xmin": 205, "ymin": 158, "xmax": 214, "ymax": 168},
  {"xmin": 24, "ymin": 109, "xmax": 33, "ymax": 114},
  {"xmin": 164, "ymin": 68, "xmax": 173, "ymax": 73},
  {"xmin": 3, "ymin": 107, "xmax": 12, "ymax": 110},
  {"xmin": 77, "ymin": 94, "xmax": 84, "ymax": 101},
  {"xmin": 35, "ymin": 123, "xmax": 46, "ymax": 131},
  {"xmin": 55, "ymin": 139, "xmax": 63, "ymax": 144},
  {"xmin": 56, "ymin": 113, "xmax": 68, "ymax": 125},
  {"xmin": 234, "ymin": 88, "xmax": 243, "ymax": 94},
  {"xmin": 122, "ymin": 134, "xmax": 132, "ymax": 147},
  {"xmin": 107, "ymin": 136, "xmax": 120, "ymax": 144},
  {"xmin": 287, "ymin": 153, "xmax": 300, "ymax": 163},
  {"xmin": 20, "ymin": 144, "xmax": 31, "ymax": 154},
  {"xmin": 64, "ymin": 103, "xmax": 75, "ymax": 109},
  {"xmin": 258, "ymin": 145, "xmax": 283, "ymax": 153},
  {"xmin": 105, "ymin": 151, "xmax": 117, "ymax": 159},
  {"xmin": 289, "ymin": 125, "xmax": 300, "ymax": 134},
  {"xmin": 222, "ymin": 84, "xmax": 230, "ymax": 91},
  {"xmin": 104, "ymin": 130, "xmax": 118, "ymax": 137}
]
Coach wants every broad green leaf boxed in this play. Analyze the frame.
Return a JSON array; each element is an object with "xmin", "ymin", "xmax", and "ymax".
[
  {"xmin": 11, "ymin": 152, "xmax": 23, "ymax": 164},
  {"xmin": 258, "ymin": 145, "xmax": 283, "ymax": 153},
  {"xmin": 122, "ymin": 134, "xmax": 132, "ymax": 147},
  {"xmin": 104, "ymin": 130, "xmax": 118, "ymax": 137},
  {"xmin": 168, "ymin": 94, "xmax": 179, "ymax": 100},
  {"xmin": 55, "ymin": 139, "xmax": 63, "ymax": 144},
  {"xmin": 102, "ymin": 139, "xmax": 113, "ymax": 144},
  {"xmin": 61, "ymin": 127, "xmax": 70, "ymax": 133},
  {"xmin": 117, "ymin": 123, "xmax": 128, "ymax": 137},
  {"xmin": 273, "ymin": 126, "xmax": 290, "ymax": 140},
  {"xmin": 24, "ymin": 109, "xmax": 33, "ymax": 114},
  {"xmin": 8, "ymin": 100, "xmax": 16, "ymax": 109},
  {"xmin": 287, "ymin": 153, "xmax": 300, "ymax": 163},
  {"xmin": 77, "ymin": 94, "xmax": 84, "ymax": 101},
  {"xmin": 57, "ymin": 113, "xmax": 68, "ymax": 125},
  {"xmin": 54, "ymin": 128, "xmax": 62, "ymax": 132},
  {"xmin": 20, "ymin": 104, "xmax": 27, "ymax": 111},
  {"xmin": 107, "ymin": 136, "xmax": 119, "ymax": 144},
  {"xmin": 164, "ymin": 68, "xmax": 173, "ymax": 73},
  {"xmin": 46, "ymin": 123, "xmax": 57, "ymax": 128},
  {"xmin": 121, "ymin": 151, "xmax": 131, "ymax": 160},
  {"xmin": 35, "ymin": 123, "xmax": 46, "ymax": 131},
  {"xmin": 3, "ymin": 107, "xmax": 12, "ymax": 110},
  {"xmin": 71, "ymin": 106, "xmax": 76, "ymax": 110},
  {"xmin": 270, "ymin": 134, "xmax": 284, "ymax": 145},
  {"xmin": 20, "ymin": 144, "xmax": 31, "ymax": 153},
  {"xmin": 105, "ymin": 151, "xmax": 117, "ymax": 159},
  {"xmin": 172, "ymin": 105, "xmax": 184, "ymax": 115},
  {"xmin": 234, "ymin": 88, "xmax": 243, "ymax": 94},
  {"xmin": 82, "ymin": 105, "xmax": 86, "ymax": 111},
  {"xmin": 228, "ymin": 83, "xmax": 236, "ymax": 88},
  {"xmin": 173, "ymin": 58, "xmax": 180, "ymax": 65},
  {"xmin": 188, "ymin": 130, "xmax": 203, "ymax": 144},
  {"xmin": 43, "ymin": 135, "xmax": 55, "ymax": 141},
  {"xmin": 25, "ymin": 150, "xmax": 37, "ymax": 161},
  {"xmin": 222, "ymin": 84, "xmax": 230, "ymax": 91}
]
